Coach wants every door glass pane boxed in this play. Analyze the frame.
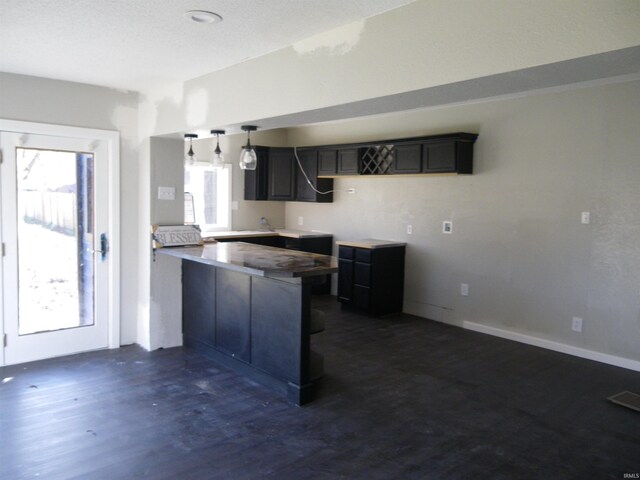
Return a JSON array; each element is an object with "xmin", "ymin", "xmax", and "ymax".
[{"xmin": 16, "ymin": 148, "xmax": 94, "ymax": 335}]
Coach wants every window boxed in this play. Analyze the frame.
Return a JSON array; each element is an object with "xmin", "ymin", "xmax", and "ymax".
[{"xmin": 184, "ymin": 164, "xmax": 231, "ymax": 232}]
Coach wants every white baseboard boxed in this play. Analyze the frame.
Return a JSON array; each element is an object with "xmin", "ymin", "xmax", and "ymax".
[{"xmin": 463, "ymin": 321, "xmax": 640, "ymax": 373}]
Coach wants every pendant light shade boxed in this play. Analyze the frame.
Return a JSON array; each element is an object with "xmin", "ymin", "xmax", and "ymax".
[
  {"xmin": 239, "ymin": 125, "xmax": 258, "ymax": 170},
  {"xmin": 210, "ymin": 129, "xmax": 225, "ymax": 170},
  {"xmin": 184, "ymin": 133, "xmax": 198, "ymax": 166}
]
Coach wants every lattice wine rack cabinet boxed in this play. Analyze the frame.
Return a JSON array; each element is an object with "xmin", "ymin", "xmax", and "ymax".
[{"xmin": 360, "ymin": 144, "xmax": 395, "ymax": 175}]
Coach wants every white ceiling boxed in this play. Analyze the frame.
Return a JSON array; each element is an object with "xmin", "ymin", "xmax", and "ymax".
[{"xmin": 0, "ymin": 0, "xmax": 415, "ymax": 92}]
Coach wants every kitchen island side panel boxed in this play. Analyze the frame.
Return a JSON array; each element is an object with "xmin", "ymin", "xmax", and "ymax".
[
  {"xmin": 215, "ymin": 269, "xmax": 251, "ymax": 363},
  {"xmin": 182, "ymin": 260, "xmax": 216, "ymax": 347},
  {"xmin": 251, "ymin": 276, "xmax": 311, "ymax": 387}
]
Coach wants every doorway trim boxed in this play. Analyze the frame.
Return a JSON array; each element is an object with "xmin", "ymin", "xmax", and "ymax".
[{"xmin": 0, "ymin": 119, "xmax": 120, "ymax": 366}]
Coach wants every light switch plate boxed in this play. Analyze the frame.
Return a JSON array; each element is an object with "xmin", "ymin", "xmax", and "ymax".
[
  {"xmin": 443, "ymin": 221, "xmax": 453, "ymax": 234},
  {"xmin": 581, "ymin": 212, "xmax": 590, "ymax": 224},
  {"xmin": 158, "ymin": 186, "xmax": 175, "ymax": 201}
]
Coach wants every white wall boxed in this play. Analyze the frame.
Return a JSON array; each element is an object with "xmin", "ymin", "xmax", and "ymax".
[
  {"xmin": 285, "ymin": 80, "xmax": 640, "ymax": 364},
  {"xmin": 0, "ymin": 72, "xmax": 140, "ymax": 345},
  {"xmin": 140, "ymin": 0, "xmax": 640, "ymax": 137}
]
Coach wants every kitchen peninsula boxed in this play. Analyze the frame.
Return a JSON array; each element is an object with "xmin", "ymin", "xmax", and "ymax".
[
  {"xmin": 206, "ymin": 229, "xmax": 334, "ymax": 294},
  {"xmin": 158, "ymin": 242, "xmax": 337, "ymax": 405}
]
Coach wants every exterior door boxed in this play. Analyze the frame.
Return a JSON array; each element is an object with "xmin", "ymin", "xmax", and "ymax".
[{"xmin": 0, "ymin": 124, "xmax": 119, "ymax": 365}]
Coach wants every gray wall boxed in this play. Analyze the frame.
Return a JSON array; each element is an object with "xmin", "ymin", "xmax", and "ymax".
[
  {"xmin": 285, "ymin": 80, "xmax": 640, "ymax": 363},
  {"xmin": 0, "ymin": 72, "xmax": 140, "ymax": 345},
  {"xmin": 147, "ymin": 137, "xmax": 184, "ymax": 349}
]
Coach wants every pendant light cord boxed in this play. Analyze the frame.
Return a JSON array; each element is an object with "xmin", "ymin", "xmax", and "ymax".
[{"xmin": 293, "ymin": 146, "xmax": 334, "ymax": 195}]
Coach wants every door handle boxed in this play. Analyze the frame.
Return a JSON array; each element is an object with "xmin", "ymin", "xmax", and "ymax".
[{"xmin": 87, "ymin": 233, "xmax": 109, "ymax": 262}]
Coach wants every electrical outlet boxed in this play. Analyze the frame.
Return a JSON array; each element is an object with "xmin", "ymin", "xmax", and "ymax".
[
  {"xmin": 158, "ymin": 186, "xmax": 175, "ymax": 201},
  {"xmin": 231, "ymin": 201, "xmax": 238, "ymax": 211},
  {"xmin": 297, "ymin": 216, "xmax": 304, "ymax": 226},
  {"xmin": 572, "ymin": 317, "xmax": 583, "ymax": 332},
  {"xmin": 347, "ymin": 188, "xmax": 356, "ymax": 194},
  {"xmin": 581, "ymin": 212, "xmax": 591, "ymax": 224},
  {"xmin": 443, "ymin": 221, "xmax": 453, "ymax": 234},
  {"xmin": 407, "ymin": 224, "xmax": 413, "ymax": 235},
  {"xmin": 460, "ymin": 283, "xmax": 469, "ymax": 296}
]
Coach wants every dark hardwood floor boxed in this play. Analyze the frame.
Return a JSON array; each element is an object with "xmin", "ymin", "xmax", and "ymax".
[{"xmin": 1, "ymin": 295, "xmax": 639, "ymax": 479}]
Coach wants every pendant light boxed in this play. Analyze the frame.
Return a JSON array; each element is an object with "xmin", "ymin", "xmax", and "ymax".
[
  {"xmin": 239, "ymin": 125, "xmax": 258, "ymax": 170},
  {"xmin": 210, "ymin": 129, "xmax": 225, "ymax": 170},
  {"xmin": 184, "ymin": 133, "xmax": 198, "ymax": 166}
]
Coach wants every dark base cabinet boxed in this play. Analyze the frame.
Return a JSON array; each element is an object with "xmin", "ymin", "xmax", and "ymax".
[
  {"xmin": 182, "ymin": 259, "xmax": 319, "ymax": 405},
  {"xmin": 337, "ymin": 244, "xmax": 406, "ymax": 316}
]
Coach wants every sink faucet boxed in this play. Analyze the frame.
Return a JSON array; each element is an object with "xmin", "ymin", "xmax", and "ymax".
[{"xmin": 259, "ymin": 216, "xmax": 273, "ymax": 231}]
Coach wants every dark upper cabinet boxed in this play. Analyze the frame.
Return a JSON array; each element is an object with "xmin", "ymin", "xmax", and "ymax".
[
  {"xmin": 422, "ymin": 140, "xmax": 473, "ymax": 174},
  {"xmin": 245, "ymin": 146, "xmax": 333, "ymax": 203},
  {"xmin": 268, "ymin": 147, "xmax": 296, "ymax": 201},
  {"xmin": 423, "ymin": 142, "xmax": 455, "ymax": 173},
  {"xmin": 321, "ymin": 133, "xmax": 476, "ymax": 176},
  {"xmin": 244, "ymin": 146, "xmax": 270, "ymax": 200},
  {"xmin": 318, "ymin": 149, "xmax": 337, "ymax": 176},
  {"xmin": 391, "ymin": 144, "xmax": 422, "ymax": 174},
  {"xmin": 296, "ymin": 149, "xmax": 317, "ymax": 202},
  {"xmin": 296, "ymin": 149, "xmax": 334, "ymax": 203},
  {"xmin": 246, "ymin": 134, "xmax": 476, "ymax": 198},
  {"xmin": 338, "ymin": 148, "xmax": 359, "ymax": 175}
]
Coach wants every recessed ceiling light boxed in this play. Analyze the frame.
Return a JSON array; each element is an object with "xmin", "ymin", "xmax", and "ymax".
[{"xmin": 184, "ymin": 10, "xmax": 223, "ymax": 24}]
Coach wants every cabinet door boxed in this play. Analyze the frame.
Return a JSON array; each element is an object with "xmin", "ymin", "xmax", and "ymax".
[
  {"xmin": 337, "ymin": 259, "xmax": 354, "ymax": 303},
  {"xmin": 338, "ymin": 148, "xmax": 359, "ymax": 175},
  {"xmin": 353, "ymin": 285, "xmax": 371, "ymax": 310},
  {"xmin": 268, "ymin": 148, "xmax": 296, "ymax": 201},
  {"xmin": 318, "ymin": 150, "xmax": 337, "ymax": 176},
  {"xmin": 392, "ymin": 144, "xmax": 422, "ymax": 174},
  {"xmin": 244, "ymin": 146, "xmax": 269, "ymax": 200},
  {"xmin": 296, "ymin": 150, "xmax": 334, "ymax": 203},
  {"xmin": 297, "ymin": 236, "xmax": 332, "ymax": 255},
  {"xmin": 296, "ymin": 149, "xmax": 317, "ymax": 202},
  {"xmin": 354, "ymin": 262, "xmax": 371, "ymax": 287},
  {"xmin": 182, "ymin": 260, "xmax": 216, "ymax": 346},
  {"xmin": 423, "ymin": 142, "xmax": 456, "ymax": 173},
  {"xmin": 215, "ymin": 269, "xmax": 251, "ymax": 362}
]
